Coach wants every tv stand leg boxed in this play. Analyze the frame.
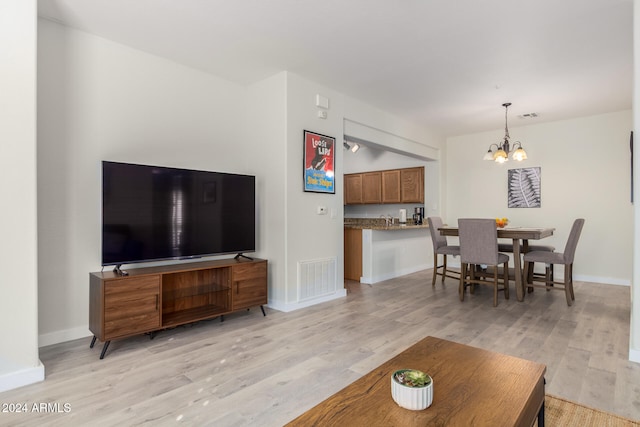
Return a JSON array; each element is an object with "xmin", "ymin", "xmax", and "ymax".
[
  {"xmin": 90, "ymin": 335, "xmax": 97, "ymax": 348},
  {"xmin": 234, "ymin": 253, "xmax": 254, "ymax": 261},
  {"xmin": 99, "ymin": 341, "xmax": 111, "ymax": 359},
  {"xmin": 260, "ymin": 305, "xmax": 266, "ymax": 316},
  {"xmin": 220, "ymin": 315, "xmax": 224, "ymax": 323}
]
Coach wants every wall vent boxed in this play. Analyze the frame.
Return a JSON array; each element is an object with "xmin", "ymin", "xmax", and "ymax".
[{"xmin": 297, "ymin": 257, "xmax": 337, "ymax": 302}]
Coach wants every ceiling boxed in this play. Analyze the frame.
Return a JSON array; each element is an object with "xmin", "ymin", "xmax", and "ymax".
[{"xmin": 37, "ymin": 0, "xmax": 633, "ymax": 137}]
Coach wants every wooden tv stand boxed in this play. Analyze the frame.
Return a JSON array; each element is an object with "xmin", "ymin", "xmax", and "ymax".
[{"xmin": 89, "ymin": 257, "xmax": 267, "ymax": 359}]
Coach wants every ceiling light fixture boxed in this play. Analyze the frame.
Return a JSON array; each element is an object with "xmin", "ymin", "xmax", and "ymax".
[
  {"xmin": 343, "ymin": 141, "xmax": 350, "ymax": 150},
  {"xmin": 483, "ymin": 102, "xmax": 528, "ymax": 163},
  {"xmin": 351, "ymin": 143, "xmax": 360, "ymax": 153}
]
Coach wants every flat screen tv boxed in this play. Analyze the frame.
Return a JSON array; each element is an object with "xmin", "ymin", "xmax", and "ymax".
[{"xmin": 102, "ymin": 161, "xmax": 255, "ymax": 269}]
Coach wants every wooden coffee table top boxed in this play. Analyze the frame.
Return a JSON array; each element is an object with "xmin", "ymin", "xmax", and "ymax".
[{"xmin": 286, "ymin": 336, "xmax": 546, "ymax": 427}]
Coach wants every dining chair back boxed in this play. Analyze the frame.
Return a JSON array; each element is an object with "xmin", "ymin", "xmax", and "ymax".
[
  {"xmin": 427, "ymin": 216, "xmax": 460, "ymax": 286},
  {"xmin": 562, "ymin": 219, "xmax": 585, "ymax": 264},
  {"xmin": 523, "ymin": 219, "xmax": 585, "ymax": 306},
  {"xmin": 458, "ymin": 218, "xmax": 510, "ymax": 307}
]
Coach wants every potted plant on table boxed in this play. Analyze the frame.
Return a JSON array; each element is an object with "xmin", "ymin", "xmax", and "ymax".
[{"xmin": 391, "ymin": 369, "xmax": 433, "ymax": 410}]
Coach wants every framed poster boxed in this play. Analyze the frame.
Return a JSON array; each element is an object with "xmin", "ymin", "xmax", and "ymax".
[
  {"xmin": 508, "ymin": 167, "xmax": 541, "ymax": 208},
  {"xmin": 303, "ymin": 130, "xmax": 335, "ymax": 193}
]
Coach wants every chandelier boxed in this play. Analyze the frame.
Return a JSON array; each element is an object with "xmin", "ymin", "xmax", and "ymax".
[{"xmin": 483, "ymin": 102, "xmax": 527, "ymax": 163}]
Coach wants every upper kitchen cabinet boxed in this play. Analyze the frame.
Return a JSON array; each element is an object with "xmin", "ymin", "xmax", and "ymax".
[
  {"xmin": 400, "ymin": 167, "xmax": 424, "ymax": 203},
  {"xmin": 344, "ymin": 166, "xmax": 424, "ymax": 205},
  {"xmin": 362, "ymin": 172, "xmax": 382, "ymax": 203},
  {"xmin": 344, "ymin": 173, "xmax": 363, "ymax": 204},
  {"xmin": 381, "ymin": 170, "xmax": 401, "ymax": 203}
]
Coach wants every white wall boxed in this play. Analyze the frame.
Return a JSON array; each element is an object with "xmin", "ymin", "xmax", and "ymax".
[
  {"xmin": 245, "ymin": 73, "xmax": 287, "ymax": 304},
  {"xmin": 277, "ymin": 73, "xmax": 347, "ymax": 309},
  {"xmin": 446, "ymin": 110, "xmax": 633, "ymax": 285},
  {"xmin": 37, "ymin": 20, "xmax": 250, "ymax": 345},
  {"xmin": 630, "ymin": 0, "xmax": 639, "ymax": 363},
  {"xmin": 0, "ymin": 0, "xmax": 44, "ymax": 392}
]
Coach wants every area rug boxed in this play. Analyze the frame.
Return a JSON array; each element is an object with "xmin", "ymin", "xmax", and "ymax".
[{"xmin": 536, "ymin": 394, "xmax": 640, "ymax": 426}]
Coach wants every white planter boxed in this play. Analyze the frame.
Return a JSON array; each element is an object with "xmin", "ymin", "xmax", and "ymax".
[{"xmin": 391, "ymin": 370, "xmax": 433, "ymax": 411}]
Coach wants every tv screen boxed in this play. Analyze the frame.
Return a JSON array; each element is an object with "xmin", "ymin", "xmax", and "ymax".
[{"xmin": 102, "ymin": 161, "xmax": 255, "ymax": 266}]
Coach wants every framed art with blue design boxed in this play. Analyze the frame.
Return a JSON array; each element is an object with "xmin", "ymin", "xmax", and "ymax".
[{"xmin": 303, "ymin": 130, "xmax": 335, "ymax": 193}]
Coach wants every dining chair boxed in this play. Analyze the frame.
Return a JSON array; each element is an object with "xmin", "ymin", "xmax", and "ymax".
[
  {"xmin": 522, "ymin": 219, "xmax": 585, "ymax": 306},
  {"xmin": 498, "ymin": 242, "xmax": 555, "ymax": 283},
  {"xmin": 458, "ymin": 218, "xmax": 509, "ymax": 307},
  {"xmin": 427, "ymin": 216, "xmax": 460, "ymax": 286}
]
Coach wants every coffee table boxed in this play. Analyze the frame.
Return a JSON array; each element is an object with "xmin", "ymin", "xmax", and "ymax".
[{"xmin": 286, "ymin": 336, "xmax": 546, "ymax": 426}]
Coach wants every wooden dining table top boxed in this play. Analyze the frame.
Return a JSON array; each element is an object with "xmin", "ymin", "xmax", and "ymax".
[{"xmin": 438, "ymin": 226, "xmax": 555, "ymax": 240}]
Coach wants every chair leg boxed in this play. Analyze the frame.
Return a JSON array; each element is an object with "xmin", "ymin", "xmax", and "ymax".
[
  {"xmin": 526, "ymin": 261, "xmax": 534, "ymax": 286},
  {"xmin": 545, "ymin": 266, "xmax": 552, "ymax": 291},
  {"xmin": 493, "ymin": 268, "xmax": 498, "ymax": 307},
  {"xmin": 524, "ymin": 261, "xmax": 534, "ymax": 293},
  {"xmin": 459, "ymin": 263, "xmax": 467, "ymax": 301},
  {"xmin": 441, "ymin": 254, "xmax": 447, "ymax": 284},
  {"xmin": 469, "ymin": 266, "xmax": 477, "ymax": 294},
  {"xmin": 432, "ymin": 252, "xmax": 438, "ymax": 286},
  {"xmin": 565, "ymin": 264, "xmax": 573, "ymax": 306},
  {"xmin": 569, "ymin": 264, "xmax": 575, "ymax": 300},
  {"xmin": 503, "ymin": 261, "xmax": 509, "ymax": 300}
]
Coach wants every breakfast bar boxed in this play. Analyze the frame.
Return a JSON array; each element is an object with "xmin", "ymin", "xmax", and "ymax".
[{"xmin": 344, "ymin": 219, "xmax": 430, "ymax": 284}]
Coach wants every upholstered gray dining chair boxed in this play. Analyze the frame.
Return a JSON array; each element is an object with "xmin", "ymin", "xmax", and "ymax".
[
  {"xmin": 522, "ymin": 219, "xmax": 585, "ymax": 306},
  {"xmin": 427, "ymin": 216, "xmax": 460, "ymax": 286},
  {"xmin": 458, "ymin": 218, "xmax": 510, "ymax": 307}
]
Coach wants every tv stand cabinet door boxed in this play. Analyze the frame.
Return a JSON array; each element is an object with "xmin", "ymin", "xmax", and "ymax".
[
  {"xmin": 232, "ymin": 261, "xmax": 267, "ymax": 311},
  {"xmin": 103, "ymin": 275, "xmax": 161, "ymax": 340}
]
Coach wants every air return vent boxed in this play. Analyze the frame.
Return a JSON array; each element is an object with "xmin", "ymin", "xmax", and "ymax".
[{"xmin": 297, "ymin": 257, "xmax": 337, "ymax": 302}]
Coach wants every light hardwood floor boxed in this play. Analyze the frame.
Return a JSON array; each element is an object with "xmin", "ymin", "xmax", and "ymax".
[{"xmin": 1, "ymin": 270, "xmax": 639, "ymax": 426}]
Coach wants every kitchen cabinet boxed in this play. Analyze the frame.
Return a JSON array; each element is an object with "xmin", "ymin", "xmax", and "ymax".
[
  {"xmin": 381, "ymin": 170, "xmax": 401, "ymax": 203},
  {"xmin": 344, "ymin": 228, "xmax": 363, "ymax": 281},
  {"xmin": 362, "ymin": 172, "xmax": 382, "ymax": 203},
  {"xmin": 344, "ymin": 174, "xmax": 363, "ymax": 204},
  {"xmin": 400, "ymin": 167, "xmax": 424, "ymax": 203},
  {"xmin": 344, "ymin": 166, "xmax": 424, "ymax": 205}
]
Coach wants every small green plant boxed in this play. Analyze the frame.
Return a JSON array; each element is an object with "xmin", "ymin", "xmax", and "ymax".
[{"xmin": 394, "ymin": 369, "xmax": 431, "ymax": 388}]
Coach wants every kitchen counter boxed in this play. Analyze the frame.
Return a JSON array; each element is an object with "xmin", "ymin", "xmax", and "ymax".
[
  {"xmin": 344, "ymin": 223, "xmax": 429, "ymax": 230},
  {"xmin": 344, "ymin": 218, "xmax": 429, "ymax": 231},
  {"xmin": 344, "ymin": 218, "xmax": 430, "ymax": 284}
]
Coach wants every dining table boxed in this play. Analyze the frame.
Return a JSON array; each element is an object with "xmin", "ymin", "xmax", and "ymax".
[{"xmin": 438, "ymin": 226, "xmax": 555, "ymax": 301}]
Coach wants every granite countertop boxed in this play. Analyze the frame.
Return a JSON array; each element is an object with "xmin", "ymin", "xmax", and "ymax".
[{"xmin": 344, "ymin": 218, "xmax": 429, "ymax": 230}]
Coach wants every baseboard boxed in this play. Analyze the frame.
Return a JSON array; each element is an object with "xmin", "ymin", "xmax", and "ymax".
[
  {"xmin": 268, "ymin": 289, "xmax": 347, "ymax": 313},
  {"xmin": 0, "ymin": 362, "xmax": 45, "ymax": 393},
  {"xmin": 440, "ymin": 262, "xmax": 630, "ymax": 287},
  {"xmin": 573, "ymin": 275, "xmax": 630, "ymax": 286},
  {"xmin": 39, "ymin": 326, "xmax": 92, "ymax": 348},
  {"xmin": 361, "ymin": 264, "xmax": 429, "ymax": 285}
]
